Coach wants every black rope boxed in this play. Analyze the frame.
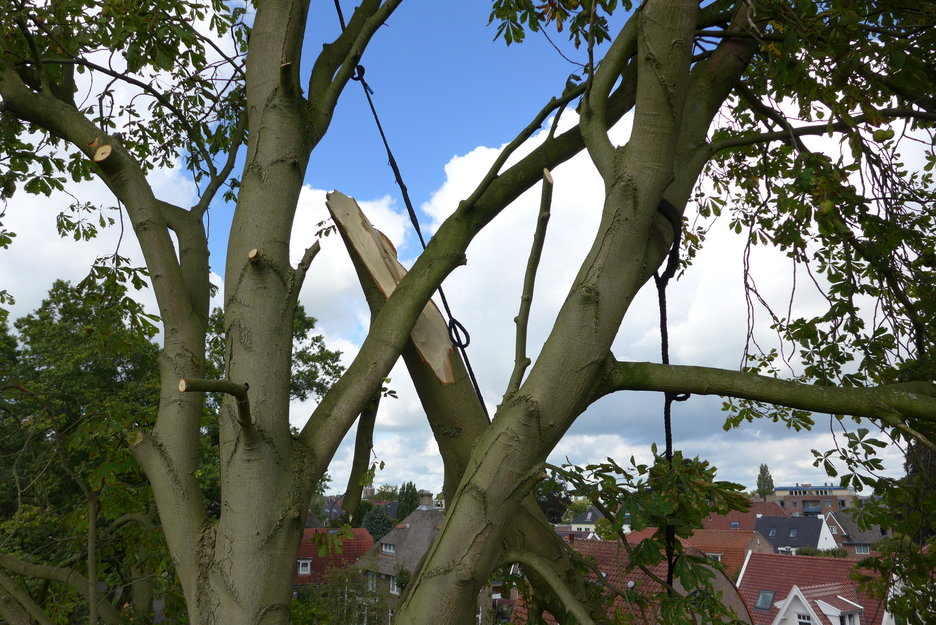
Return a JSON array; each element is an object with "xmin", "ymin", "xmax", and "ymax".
[
  {"xmin": 334, "ymin": 0, "xmax": 488, "ymax": 415},
  {"xmin": 653, "ymin": 197, "xmax": 689, "ymax": 589}
]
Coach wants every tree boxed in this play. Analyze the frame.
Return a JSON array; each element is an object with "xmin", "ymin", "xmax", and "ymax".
[
  {"xmin": 361, "ymin": 505, "xmax": 393, "ymax": 542},
  {"xmin": 291, "ymin": 568, "xmax": 387, "ymax": 625},
  {"xmin": 756, "ymin": 463, "xmax": 774, "ymax": 502},
  {"xmin": 535, "ymin": 477, "xmax": 572, "ymax": 524},
  {"xmin": 0, "ymin": 280, "xmax": 180, "ymax": 624},
  {"xmin": 396, "ymin": 481, "xmax": 419, "ymax": 521},
  {"xmin": 2, "ymin": 1, "xmax": 935, "ymax": 624}
]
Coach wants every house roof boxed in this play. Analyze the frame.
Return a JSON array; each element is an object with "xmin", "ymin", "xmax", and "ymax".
[
  {"xmin": 354, "ymin": 506, "xmax": 445, "ymax": 576},
  {"xmin": 702, "ymin": 501, "xmax": 787, "ymax": 531},
  {"xmin": 828, "ymin": 509, "xmax": 887, "ymax": 546},
  {"xmin": 754, "ymin": 515, "xmax": 823, "ymax": 550},
  {"xmin": 511, "ymin": 538, "xmax": 751, "ymax": 625},
  {"xmin": 570, "ymin": 507, "xmax": 603, "ymax": 525},
  {"xmin": 294, "ymin": 527, "xmax": 374, "ymax": 585},
  {"xmin": 684, "ymin": 529, "xmax": 769, "ymax": 576},
  {"xmin": 737, "ymin": 552, "xmax": 887, "ymax": 625}
]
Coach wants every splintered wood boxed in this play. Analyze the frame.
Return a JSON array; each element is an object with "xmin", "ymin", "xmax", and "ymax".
[{"xmin": 326, "ymin": 191, "xmax": 455, "ymax": 384}]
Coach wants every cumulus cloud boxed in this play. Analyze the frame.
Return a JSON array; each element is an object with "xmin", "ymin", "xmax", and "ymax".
[{"xmin": 306, "ymin": 111, "xmax": 909, "ymax": 494}]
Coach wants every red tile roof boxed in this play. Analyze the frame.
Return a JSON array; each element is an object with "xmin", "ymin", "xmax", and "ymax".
[
  {"xmin": 737, "ymin": 552, "xmax": 887, "ymax": 625},
  {"xmin": 684, "ymin": 529, "xmax": 771, "ymax": 577},
  {"xmin": 703, "ymin": 501, "xmax": 787, "ymax": 530},
  {"xmin": 294, "ymin": 527, "xmax": 374, "ymax": 585},
  {"xmin": 513, "ymin": 537, "xmax": 751, "ymax": 625},
  {"xmin": 806, "ymin": 582, "xmax": 864, "ymax": 624}
]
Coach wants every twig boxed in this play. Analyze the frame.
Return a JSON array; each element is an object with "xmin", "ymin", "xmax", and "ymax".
[
  {"xmin": 462, "ymin": 84, "xmax": 585, "ymax": 210},
  {"xmin": 507, "ymin": 168, "xmax": 554, "ymax": 396}
]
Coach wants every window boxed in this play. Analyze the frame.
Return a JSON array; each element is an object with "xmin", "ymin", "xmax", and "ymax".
[
  {"xmin": 769, "ymin": 528, "xmax": 777, "ymax": 537},
  {"xmin": 755, "ymin": 590, "xmax": 775, "ymax": 610},
  {"xmin": 829, "ymin": 525, "xmax": 837, "ymax": 534},
  {"xmin": 839, "ymin": 499, "xmax": 847, "ymax": 508},
  {"xmin": 705, "ymin": 553, "xmax": 723, "ymax": 562},
  {"xmin": 381, "ymin": 543, "xmax": 396, "ymax": 554},
  {"xmin": 367, "ymin": 571, "xmax": 377, "ymax": 592},
  {"xmin": 797, "ymin": 613, "xmax": 812, "ymax": 624},
  {"xmin": 297, "ymin": 560, "xmax": 311, "ymax": 575},
  {"xmin": 824, "ymin": 500, "xmax": 833, "ymax": 507},
  {"xmin": 730, "ymin": 521, "xmax": 740, "ymax": 529},
  {"xmin": 790, "ymin": 528, "xmax": 798, "ymax": 538},
  {"xmin": 779, "ymin": 501, "xmax": 785, "ymax": 508},
  {"xmin": 390, "ymin": 575, "xmax": 401, "ymax": 595},
  {"xmin": 856, "ymin": 544, "xmax": 870, "ymax": 554},
  {"xmin": 792, "ymin": 501, "xmax": 799, "ymax": 508}
]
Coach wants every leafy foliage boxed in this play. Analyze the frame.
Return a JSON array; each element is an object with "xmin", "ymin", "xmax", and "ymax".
[
  {"xmin": 545, "ymin": 449, "xmax": 750, "ymax": 624},
  {"xmin": 535, "ymin": 476, "xmax": 572, "ymax": 524},
  {"xmin": 361, "ymin": 504, "xmax": 393, "ymax": 542},
  {"xmin": 292, "ymin": 568, "xmax": 387, "ymax": 625},
  {"xmin": 396, "ymin": 481, "xmax": 419, "ymax": 521},
  {"xmin": 756, "ymin": 463, "xmax": 774, "ymax": 501},
  {"xmin": 0, "ymin": 280, "xmax": 184, "ymax": 622}
]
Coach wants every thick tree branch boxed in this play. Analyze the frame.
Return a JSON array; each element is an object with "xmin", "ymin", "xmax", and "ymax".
[
  {"xmin": 0, "ymin": 570, "xmax": 55, "ymax": 625},
  {"xmin": 580, "ymin": 13, "xmax": 638, "ymax": 173},
  {"xmin": 290, "ymin": 240, "xmax": 321, "ymax": 307},
  {"xmin": 596, "ymin": 360, "xmax": 936, "ymax": 437},
  {"xmin": 306, "ymin": 0, "xmax": 403, "ymax": 146},
  {"xmin": 0, "ymin": 554, "xmax": 126, "ymax": 625},
  {"xmin": 502, "ymin": 550, "xmax": 599, "ymax": 625},
  {"xmin": 341, "ymin": 391, "xmax": 379, "ymax": 520}
]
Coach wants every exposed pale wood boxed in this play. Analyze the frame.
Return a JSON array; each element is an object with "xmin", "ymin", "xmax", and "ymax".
[
  {"xmin": 92, "ymin": 144, "xmax": 111, "ymax": 162},
  {"xmin": 327, "ymin": 191, "xmax": 455, "ymax": 384}
]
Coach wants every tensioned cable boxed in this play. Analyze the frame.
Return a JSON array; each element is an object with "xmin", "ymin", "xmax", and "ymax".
[
  {"xmin": 333, "ymin": 0, "xmax": 488, "ymax": 415},
  {"xmin": 653, "ymin": 198, "xmax": 689, "ymax": 589}
]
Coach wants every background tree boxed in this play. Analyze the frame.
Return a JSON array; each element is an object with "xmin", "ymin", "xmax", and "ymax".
[
  {"xmin": 372, "ymin": 485, "xmax": 399, "ymax": 501},
  {"xmin": 756, "ymin": 464, "xmax": 774, "ymax": 502},
  {"xmin": 535, "ymin": 477, "xmax": 572, "ymax": 524},
  {"xmin": 0, "ymin": 280, "xmax": 179, "ymax": 624},
  {"xmin": 396, "ymin": 481, "xmax": 419, "ymax": 521},
  {"xmin": 291, "ymin": 568, "xmax": 387, "ymax": 625},
  {"xmin": 1, "ymin": 1, "xmax": 935, "ymax": 624},
  {"xmin": 361, "ymin": 505, "xmax": 393, "ymax": 542}
]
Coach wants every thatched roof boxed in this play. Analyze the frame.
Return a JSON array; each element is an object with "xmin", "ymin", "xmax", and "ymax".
[{"xmin": 354, "ymin": 506, "xmax": 445, "ymax": 575}]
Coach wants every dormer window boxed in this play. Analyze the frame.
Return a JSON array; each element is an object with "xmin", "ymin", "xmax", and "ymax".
[
  {"xmin": 381, "ymin": 543, "xmax": 396, "ymax": 554},
  {"xmin": 297, "ymin": 560, "xmax": 311, "ymax": 575},
  {"xmin": 730, "ymin": 521, "xmax": 740, "ymax": 529}
]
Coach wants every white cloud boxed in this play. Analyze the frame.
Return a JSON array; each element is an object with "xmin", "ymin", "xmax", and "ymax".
[{"xmin": 305, "ymin": 110, "xmax": 911, "ymax": 495}]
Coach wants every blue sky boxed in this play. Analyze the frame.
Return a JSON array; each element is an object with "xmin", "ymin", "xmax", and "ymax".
[{"xmin": 1, "ymin": 2, "xmax": 909, "ymax": 499}]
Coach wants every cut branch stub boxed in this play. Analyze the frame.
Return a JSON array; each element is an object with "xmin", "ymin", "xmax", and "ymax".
[
  {"xmin": 326, "ymin": 191, "xmax": 455, "ymax": 384},
  {"xmin": 92, "ymin": 144, "xmax": 112, "ymax": 162}
]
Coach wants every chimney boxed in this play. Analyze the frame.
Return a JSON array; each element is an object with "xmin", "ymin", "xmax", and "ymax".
[{"xmin": 417, "ymin": 490, "xmax": 434, "ymax": 509}]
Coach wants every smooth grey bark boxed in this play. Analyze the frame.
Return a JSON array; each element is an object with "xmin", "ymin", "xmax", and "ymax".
[{"xmin": 391, "ymin": 3, "xmax": 701, "ymax": 622}]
